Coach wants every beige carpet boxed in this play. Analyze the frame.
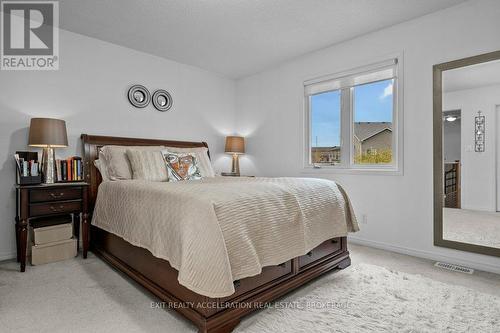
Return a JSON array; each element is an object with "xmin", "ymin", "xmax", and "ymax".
[
  {"xmin": 238, "ymin": 263, "xmax": 500, "ymax": 332},
  {"xmin": 1, "ymin": 252, "xmax": 499, "ymax": 332},
  {"xmin": 443, "ymin": 208, "xmax": 500, "ymax": 248}
]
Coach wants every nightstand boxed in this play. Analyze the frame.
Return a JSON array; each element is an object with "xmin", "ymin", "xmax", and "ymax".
[{"xmin": 15, "ymin": 182, "xmax": 89, "ymax": 272}]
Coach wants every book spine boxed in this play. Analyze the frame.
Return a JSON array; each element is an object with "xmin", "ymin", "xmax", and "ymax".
[
  {"xmin": 30, "ymin": 161, "xmax": 38, "ymax": 176},
  {"xmin": 14, "ymin": 155, "xmax": 22, "ymax": 184},
  {"xmin": 19, "ymin": 158, "xmax": 24, "ymax": 176},
  {"xmin": 55, "ymin": 159, "xmax": 61, "ymax": 182},
  {"xmin": 62, "ymin": 160, "xmax": 67, "ymax": 181},
  {"xmin": 23, "ymin": 161, "xmax": 28, "ymax": 176},
  {"xmin": 67, "ymin": 159, "xmax": 72, "ymax": 181},
  {"xmin": 73, "ymin": 159, "xmax": 77, "ymax": 181},
  {"xmin": 77, "ymin": 160, "xmax": 81, "ymax": 180}
]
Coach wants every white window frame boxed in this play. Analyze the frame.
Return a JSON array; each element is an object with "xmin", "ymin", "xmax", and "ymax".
[{"xmin": 303, "ymin": 55, "xmax": 404, "ymax": 175}]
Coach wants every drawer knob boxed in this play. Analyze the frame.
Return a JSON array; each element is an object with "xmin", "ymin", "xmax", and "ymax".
[
  {"xmin": 49, "ymin": 192, "xmax": 64, "ymax": 199},
  {"xmin": 50, "ymin": 205, "xmax": 65, "ymax": 213},
  {"xmin": 233, "ymin": 280, "xmax": 241, "ymax": 288},
  {"xmin": 306, "ymin": 251, "xmax": 313, "ymax": 257}
]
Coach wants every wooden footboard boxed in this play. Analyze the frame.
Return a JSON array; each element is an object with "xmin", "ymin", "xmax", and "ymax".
[{"xmin": 90, "ymin": 226, "xmax": 350, "ymax": 333}]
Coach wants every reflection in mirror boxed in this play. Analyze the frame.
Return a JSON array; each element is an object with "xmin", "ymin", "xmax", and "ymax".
[
  {"xmin": 441, "ymin": 59, "xmax": 500, "ymax": 249},
  {"xmin": 158, "ymin": 96, "xmax": 167, "ymax": 106},
  {"xmin": 134, "ymin": 91, "xmax": 145, "ymax": 103}
]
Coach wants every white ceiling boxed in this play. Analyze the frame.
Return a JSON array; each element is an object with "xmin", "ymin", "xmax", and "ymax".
[
  {"xmin": 443, "ymin": 59, "xmax": 500, "ymax": 92},
  {"xmin": 59, "ymin": 0, "xmax": 467, "ymax": 79}
]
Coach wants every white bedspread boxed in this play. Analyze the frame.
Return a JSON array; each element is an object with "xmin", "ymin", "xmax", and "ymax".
[{"xmin": 91, "ymin": 177, "xmax": 359, "ymax": 297}]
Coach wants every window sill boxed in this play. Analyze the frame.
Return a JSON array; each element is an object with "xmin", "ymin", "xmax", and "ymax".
[{"xmin": 301, "ymin": 166, "xmax": 403, "ymax": 176}]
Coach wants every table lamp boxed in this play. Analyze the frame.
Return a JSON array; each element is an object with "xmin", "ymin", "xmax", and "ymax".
[
  {"xmin": 224, "ymin": 136, "xmax": 245, "ymax": 176},
  {"xmin": 28, "ymin": 118, "xmax": 68, "ymax": 183}
]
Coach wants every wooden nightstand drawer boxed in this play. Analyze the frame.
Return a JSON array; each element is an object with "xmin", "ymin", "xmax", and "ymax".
[
  {"xmin": 30, "ymin": 200, "xmax": 82, "ymax": 217},
  {"xmin": 30, "ymin": 187, "xmax": 82, "ymax": 203},
  {"xmin": 298, "ymin": 238, "xmax": 342, "ymax": 270}
]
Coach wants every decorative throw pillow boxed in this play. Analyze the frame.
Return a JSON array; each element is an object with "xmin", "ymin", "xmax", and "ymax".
[
  {"xmin": 126, "ymin": 150, "xmax": 168, "ymax": 182},
  {"xmin": 161, "ymin": 151, "xmax": 202, "ymax": 181},
  {"xmin": 164, "ymin": 146, "xmax": 215, "ymax": 178}
]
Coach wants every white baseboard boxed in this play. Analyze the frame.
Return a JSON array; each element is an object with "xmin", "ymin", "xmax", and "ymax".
[
  {"xmin": 0, "ymin": 251, "xmax": 16, "ymax": 262},
  {"xmin": 348, "ymin": 236, "xmax": 500, "ymax": 275}
]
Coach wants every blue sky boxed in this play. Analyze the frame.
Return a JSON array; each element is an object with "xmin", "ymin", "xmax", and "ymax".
[{"xmin": 311, "ymin": 79, "xmax": 393, "ymax": 147}]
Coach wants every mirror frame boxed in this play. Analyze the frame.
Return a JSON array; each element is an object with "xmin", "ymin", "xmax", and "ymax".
[{"xmin": 433, "ymin": 50, "xmax": 500, "ymax": 257}]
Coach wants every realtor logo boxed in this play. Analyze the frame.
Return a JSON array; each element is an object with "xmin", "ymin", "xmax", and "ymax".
[{"xmin": 1, "ymin": 1, "xmax": 59, "ymax": 70}]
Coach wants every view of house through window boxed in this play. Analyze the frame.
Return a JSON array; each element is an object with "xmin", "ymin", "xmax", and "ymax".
[
  {"xmin": 353, "ymin": 79, "xmax": 394, "ymax": 164},
  {"xmin": 307, "ymin": 59, "xmax": 398, "ymax": 170}
]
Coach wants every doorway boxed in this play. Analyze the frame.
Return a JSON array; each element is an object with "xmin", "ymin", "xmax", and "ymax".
[{"xmin": 443, "ymin": 109, "xmax": 461, "ymax": 209}]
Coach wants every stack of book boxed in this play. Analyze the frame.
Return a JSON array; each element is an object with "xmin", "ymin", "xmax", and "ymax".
[
  {"xmin": 29, "ymin": 215, "xmax": 77, "ymax": 265},
  {"xmin": 55, "ymin": 157, "xmax": 83, "ymax": 182},
  {"xmin": 14, "ymin": 151, "xmax": 41, "ymax": 185}
]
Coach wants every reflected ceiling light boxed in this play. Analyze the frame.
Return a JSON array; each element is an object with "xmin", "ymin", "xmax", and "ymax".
[{"xmin": 445, "ymin": 116, "xmax": 457, "ymax": 122}]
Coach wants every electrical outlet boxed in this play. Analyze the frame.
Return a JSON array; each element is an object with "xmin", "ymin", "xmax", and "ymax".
[{"xmin": 361, "ymin": 214, "xmax": 368, "ymax": 224}]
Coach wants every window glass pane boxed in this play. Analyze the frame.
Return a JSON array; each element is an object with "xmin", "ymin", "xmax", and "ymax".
[
  {"xmin": 353, "ymin": 79, "xmax": 394, "ymax": 164},
  {"xmin": 310, "ymin": 90, "xmax": 341, "ymax": 165}
]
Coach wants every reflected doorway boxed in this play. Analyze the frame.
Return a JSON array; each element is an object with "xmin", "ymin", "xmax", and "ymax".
[{"xmin": 443, "ymin": 109, "xmax": 461, "ymax": 209}]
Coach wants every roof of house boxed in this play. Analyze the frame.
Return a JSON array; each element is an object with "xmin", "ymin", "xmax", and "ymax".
[
  {"xmin": 311, "ymin": 146, "xmax": 340, "ymax": 151},
  {"xmin": 354, "ymin": 122, "xmax": 392, "ymax": 142}
]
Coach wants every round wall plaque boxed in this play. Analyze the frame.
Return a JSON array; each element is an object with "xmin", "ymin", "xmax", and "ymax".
[
  {"xmin": 152, "ymin": 89, "xmax": 173, "ymax": 112},
  {"xmin": 128, "ymin": 85, "xmax": 151, "ymax": 108}
]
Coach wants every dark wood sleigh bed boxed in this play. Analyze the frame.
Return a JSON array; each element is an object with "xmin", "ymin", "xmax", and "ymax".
[{"xmin": 81, "ymin": 134, "xmax": 352, "ymax": 333}]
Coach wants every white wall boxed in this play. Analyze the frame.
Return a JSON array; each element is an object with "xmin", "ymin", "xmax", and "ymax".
[
  {"xmin": 235, "ymin": 0, "xmax": 500, "ymax": 272},
  {"xmin": 444, "ymin": 84, "xmax": 500, "ymax": 211},
  {"xmin": 0, "ymin": 28, "xmax": 235, "ymax": 260}
]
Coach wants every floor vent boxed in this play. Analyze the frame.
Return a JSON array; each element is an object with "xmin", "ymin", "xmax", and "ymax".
[{"xmin": 435, "ymin": 262, "xmax": 474, "ymax": 274}]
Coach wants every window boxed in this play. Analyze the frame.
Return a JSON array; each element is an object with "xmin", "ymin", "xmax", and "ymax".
[
  {"xmin": 310, "ymin": 90, "xmax": 341, "ymax": 165},
  {"xmin": 305, "ymin": 58, "xmax": 401, "ymax": 172},
  {"xmin": 353, "ymin": 79, "xmax": 394, "ymax": 165}
]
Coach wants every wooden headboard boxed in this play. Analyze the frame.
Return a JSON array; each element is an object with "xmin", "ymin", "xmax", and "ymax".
[{"xmin": 81, "ymin": 134, "xmax": 209, "ymax": 209}]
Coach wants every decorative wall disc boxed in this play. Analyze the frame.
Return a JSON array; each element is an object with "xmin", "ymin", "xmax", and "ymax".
[
  {"xmin": 152, "ymin": 89, "xmax": 173, "ymax": 112},
  {"xmin": 128, "ymin": 85, "xmax": 151, "ymax": 108}
]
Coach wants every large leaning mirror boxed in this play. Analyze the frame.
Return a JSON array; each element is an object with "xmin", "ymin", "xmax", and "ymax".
[{"xmin": 434, "ymin": 50, "xmax": 500, "ymax": 257}]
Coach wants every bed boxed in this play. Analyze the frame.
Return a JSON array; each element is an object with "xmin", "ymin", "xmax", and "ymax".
[{"xmin": 81, "ymin": 134, "xmax": 358, "ymax": 333}]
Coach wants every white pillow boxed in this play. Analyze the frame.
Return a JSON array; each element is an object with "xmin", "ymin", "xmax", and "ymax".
[
  {"xmin": 126, "ymin": 149, "xmax": 168, "ymax": 182},
  {"xmin": 93, "ymin": 159, "xmax": 110, "ymax": 182},
  {"xmin": 100, "ymin": 145, "xmax": 164, "ymax": 180},
  {"xmin": 164, "ymin": 146, "xmax": 215, "ymax": 178}
]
